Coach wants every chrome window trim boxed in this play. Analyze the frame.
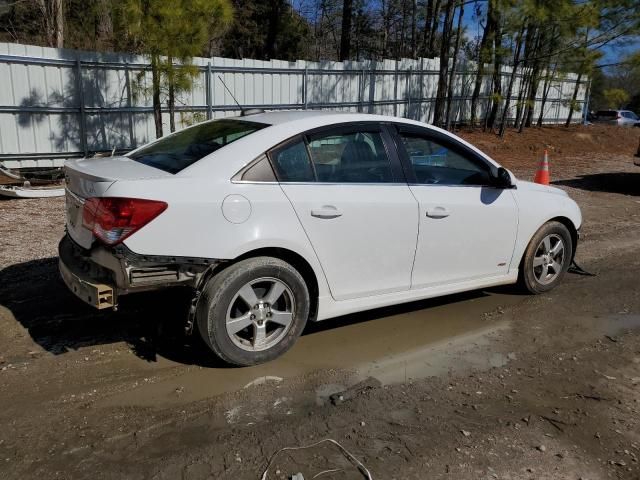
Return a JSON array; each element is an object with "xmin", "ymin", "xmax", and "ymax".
[
  {"xmin": 273, "ymin": 182, "xmax": 410, "ymax": 186},
  {"xmin": 407, "ymin": 182, "xmax": 514, "ymax": 189},
  {"xmin": 231, "ymin": 180, "xmax": 280, "ymax": 185}
]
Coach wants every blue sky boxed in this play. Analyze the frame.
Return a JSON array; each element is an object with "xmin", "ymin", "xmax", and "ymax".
[{"xmin": 293, "ymin": 0, "xmax": 638, "ymax": 68}]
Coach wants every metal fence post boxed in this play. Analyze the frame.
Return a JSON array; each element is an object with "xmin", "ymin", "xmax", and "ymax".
[
  {"xmin": 75, "ymin": 59, "xmax": 88, "ymax": 157},
  {"xmin": 359, "ymin": 68, "xmax": 366, "ymax": 113},
  {"xmin": 368, "ymin": 63, "xmax": 376, "ymax": 114},
  {"xmin": 582, "ymin": 78, "xmax": 591, "ymax": 125},
  {"xmin": 124, "ymin": 63, "xmax": 135, "ymax": 149},
  {"xmin": 405, "ymin": 66, "xmax": 412, "ymax": 119},
  {"xmin": 303, "ymin": 67, "xmax": 308, "ymax": 109},
  {"xmin": 418, "ymin": 58, "xmax": 425, "ymax": 122},
  {"xmin": 206, "ymin": 62, "xmax": 213, "ymax": 120},
  {"xmin": 393, "ymin": 61, "xmax": 399, "ymax": 117}
]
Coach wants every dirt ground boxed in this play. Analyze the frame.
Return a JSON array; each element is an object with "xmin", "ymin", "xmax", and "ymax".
[{"xmin": 0, "ymin": 125, "xmax": 639, "ymax": 480}]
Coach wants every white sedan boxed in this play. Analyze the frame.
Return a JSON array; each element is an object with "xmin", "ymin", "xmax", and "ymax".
[{"xmin": 59, "ymin": 111, "xmax": 582, "ymax": 366}]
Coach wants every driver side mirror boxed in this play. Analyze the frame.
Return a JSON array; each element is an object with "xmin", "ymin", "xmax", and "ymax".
[{"xmin": 493, "ymin": 167, "xmax": 515, "ymax": 189}]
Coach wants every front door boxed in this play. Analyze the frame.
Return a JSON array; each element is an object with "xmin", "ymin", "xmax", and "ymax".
[
  {"xmin": 271, "ymin": 124, "xmax": 419, "ymax": 301},
  {"xmin": 393, "ymin": 126, "xmax": 518, "ymax": 289}
]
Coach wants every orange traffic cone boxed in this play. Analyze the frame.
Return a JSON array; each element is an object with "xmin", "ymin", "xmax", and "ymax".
[{"xmin": 534, "ymin": 149, "xmax": 550, "ymax": 185}]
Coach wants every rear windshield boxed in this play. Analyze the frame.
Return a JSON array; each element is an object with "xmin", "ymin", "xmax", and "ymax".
[
  {"xmin": 128, "ymin": 119, "xmax": 267, "ymax": 173},
  {"xmin": 595, "ymin": 111, "xmax": 617, "ymax": 118}
]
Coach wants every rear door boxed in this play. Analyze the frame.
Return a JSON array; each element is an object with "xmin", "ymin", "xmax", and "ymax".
[
  {"xmin": 392, "ymin": 125, "xmax": 518, "ymax": 289},
  {"xmin": 271, "ymin": 123, "xmax": 419, "ymax": 301}
]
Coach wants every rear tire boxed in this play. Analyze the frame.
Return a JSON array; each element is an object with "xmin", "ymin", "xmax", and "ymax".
[
  {"xmin": 196, "ymin": 256, "xmax": 309, "ymax": 366},
  {"xmin": 519, "ymin": 221, "xmax": 573, "ymax": 294}
]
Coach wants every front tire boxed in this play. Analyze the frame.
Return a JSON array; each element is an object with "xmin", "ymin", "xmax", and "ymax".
[
  {"xmin": 519, "ymin": 221, "xmax": 573, "ymax": 294},
  {"xmin": 196, "ymin": 256, "xmax": 310, "ymax": 366}
]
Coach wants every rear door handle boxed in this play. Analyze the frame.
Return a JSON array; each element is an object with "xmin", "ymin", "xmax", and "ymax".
[
  {"xmin": 311, "ymin": 205, "xmax": 343, "ymax": 219},
  {"xmin": 426, "ymin": 206, "xmax": 451, "ymax": 218}
]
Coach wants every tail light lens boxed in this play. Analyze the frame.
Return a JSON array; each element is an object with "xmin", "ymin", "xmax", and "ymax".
[{"xmin": 82, "ymin": 197, "xmax": 168, "ymax": 245}]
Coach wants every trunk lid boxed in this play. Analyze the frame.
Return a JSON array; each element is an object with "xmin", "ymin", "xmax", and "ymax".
[{"xmin": 64, "ymin": 156, "xmax": 170, "ymax": 249}]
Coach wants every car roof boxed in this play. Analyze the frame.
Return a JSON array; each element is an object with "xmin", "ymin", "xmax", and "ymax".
[
  {"xmin": 180, "ymin": 110, "xmax": 500, "ymax": 178},
  {"xmin": 236, "ymin": 110, "xmax": 339, "ymax": 125}
]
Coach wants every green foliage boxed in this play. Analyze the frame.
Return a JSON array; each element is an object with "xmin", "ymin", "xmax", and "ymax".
[
  {"xmin": 1, "ymin": 0, "xmax": 639, "ymax": 133},
  {"xmin": 180, "ymin": 111, "xmax": 207, "ymax": 126},
  {"xmin": 219, "ymin": 0, "xmax": 310, "ymax": 61},
  {"xmin": 115, "ymin": 0, "xmax": 232, "ymax": 134},
  {"xmin": 603, "ymin": 88, "xmax": 630, "ymax": 109},
  {"xmin": 116, "ymin": 0, "xmax": 233, "ymax": 59}
]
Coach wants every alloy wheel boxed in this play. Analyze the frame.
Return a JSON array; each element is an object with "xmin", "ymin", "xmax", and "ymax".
[
  {"xmin": 532, "ymin": 233, "xmax": 565, "ymax": 285},
  {"xmin": 225, "ymin": 277, "xmax": 295, "ymax": 352}
]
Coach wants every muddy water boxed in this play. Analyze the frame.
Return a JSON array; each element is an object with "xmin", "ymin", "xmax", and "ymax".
[{"xmin": 100, "ymin": 289, "xmax": 524, "ymax": 409}]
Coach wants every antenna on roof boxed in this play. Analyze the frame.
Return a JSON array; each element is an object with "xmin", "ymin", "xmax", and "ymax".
[{"xmin": 217, "ymin": 75, "xmax": 264, "ymax": 117}]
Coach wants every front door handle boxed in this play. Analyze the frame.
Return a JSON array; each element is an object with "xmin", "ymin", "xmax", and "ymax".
[
  {"xmin": 311, "ymin": 205, "xmax": 343, "ymax": 219},
  {"xmin": 426, "ymin": 206, "xmax": 451, "ymax": 218}
]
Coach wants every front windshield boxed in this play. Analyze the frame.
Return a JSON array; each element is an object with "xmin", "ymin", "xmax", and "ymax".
[{"xmin": 128, "ymin": 119, "xmax": 267, "ymax": 174}]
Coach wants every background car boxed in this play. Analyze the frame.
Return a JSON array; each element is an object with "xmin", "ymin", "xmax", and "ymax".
[
  {"xmin": 592, "ymin": 109, "xmax": 640, "ymax": 127},
  {"xmin": 59, "ymin": 111, "xmax": 582, "ymax": 366}
]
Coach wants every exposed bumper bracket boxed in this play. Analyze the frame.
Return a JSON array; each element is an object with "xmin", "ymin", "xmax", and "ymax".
[{"xmin": 59, "ymin": 258, "xmax": 116, "ymax": 309}]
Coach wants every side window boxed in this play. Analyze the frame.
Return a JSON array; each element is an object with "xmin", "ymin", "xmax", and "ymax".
[
  {"xmin": 399, "ymin": 133, "xmax": 491, "ymax": 186},
  {"xmin": 307, "ymin": 130, "xmax": 393, "ymax": 183},
  {"xmin": 270, "ymin": 140, "xmax": 315, "ymax": 182}
]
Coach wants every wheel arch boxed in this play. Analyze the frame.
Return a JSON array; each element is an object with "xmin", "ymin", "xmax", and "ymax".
[
  {"xmin": 517, "ymin": 215, "xmax": 579, "ymax": 271},
  {"xmin": 204, "ymin": 247, "xmax": 321, "ymax": 322},
  {"xmin": 548, "ymin": 215, "xmax": 579, "ymax": 262}
]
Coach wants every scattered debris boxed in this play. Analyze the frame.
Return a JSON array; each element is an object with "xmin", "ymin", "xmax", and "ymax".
[
  {"xmin": 260, "ymin": 439, "xmax": 372, "ymax": 480},
  {"xmin": 329, "ymin": 377, "xmax": 381, "ymax": 406},
  {"xmin": 540, "ymin": 415, "xmax": 572, "ymax": 433}
]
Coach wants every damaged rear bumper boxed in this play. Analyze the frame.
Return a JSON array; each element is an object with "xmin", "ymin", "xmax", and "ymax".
[{"xmin": 58, "ymin": 234, "xmax": 219, "ymax": 310}]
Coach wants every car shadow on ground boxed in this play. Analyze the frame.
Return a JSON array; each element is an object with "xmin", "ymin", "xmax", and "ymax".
[
  {"xmin": 0, "ymin": 257, "xmax": 528, "ymax": 368},
  {"xmin": 0, "ymin": 257, "xmax": 220, "ymax": 365},
  {"xmin": 553, "ymin": 172, "xmax": 640, "ymax": 196}
]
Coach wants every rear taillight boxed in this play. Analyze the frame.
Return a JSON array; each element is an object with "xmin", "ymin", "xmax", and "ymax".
[{"xmin": 82, "ymin": 197, "xmax": 167, "ymax": 245}]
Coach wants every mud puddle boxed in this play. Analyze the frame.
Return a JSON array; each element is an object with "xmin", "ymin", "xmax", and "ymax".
[{"xmin": 99, "ymin": 289, "xmax": 524, "ymax": 409}]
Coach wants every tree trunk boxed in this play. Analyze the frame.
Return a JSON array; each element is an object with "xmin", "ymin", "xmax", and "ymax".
[
  {"xmin": 265, "ymin": 0, "xmax": 281, "ymax": 59},
  {"xmin": 432, "ymin": 0, "xmax": 456, "ymax": 127},
  {"xmin": 518, "ymin": 72, "xmax": 532, "ymax": 132},
  {"xmin": 513, "ymin": 69, "xmax": 529, "ymax": 130},
  {"xmin": 399, "ymin": 0, "xmax": 407, "ymax": 58},
  {"xmin": 523, "ymin": 32, "xmax": 544, "ymax": 129},
  {"xmin": 445, "ymin": 2, "xmax": 464, "ymax": 130},
  {"xmin": 54, "ymin": 0, "xmax": 63, "ymax": 48},
  {"xmin": 94, "ymin": 0, "xmax": 112, "ymax": 49},
  {"xmin": 498, "ymin": 23, "xmax": 526, "ymax": 137},
  {"xmin": 35, "ymin": 0, "xmax": 64, "ymax": 48},
  {"xmin": 565, "ymin": 71, "xmax": 583, "ymax": 127},
  {"xmin": 536, "ymin": 63, "xmax": 556, "ymax": 127},
  {"xmin": 411, "ymin": 0, "xmax": 417, "ymax": 58},
  {"xmin": 381, "ymin": 0, "xmax": 390, "ymax": 58},
  {"xmin": 168, "ymin": 58, "xmax": 176, "ymax": 133},
  {"xmin": 151, "ymin": 54, "xmax": 163, "ymax": 139},
  {"xmin": 339, "ymin": 0, "xmax": 353, "ymax": 61},
  {"xmin": 486, "ymin": 7, "xmax": 502, "ymax": 130},
  {"xmin": 427, "ymin": 0, "xmax": 441, "ymax": 57},
  {"xmin": 469, "ymin": 0, "xmax": 496, "ymax": 127},
  {"xmin": 514, "ymin": 24, "xmax": 538, "ymax": 130},
  {"xmin": 421, "ymin": 0, "xmax": 435, "ymax": 56}
]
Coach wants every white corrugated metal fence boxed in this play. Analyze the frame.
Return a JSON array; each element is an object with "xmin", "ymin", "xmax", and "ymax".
[{"xmin": 0, "ymin": 42, "xmax": 587, "ymax": 169}]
